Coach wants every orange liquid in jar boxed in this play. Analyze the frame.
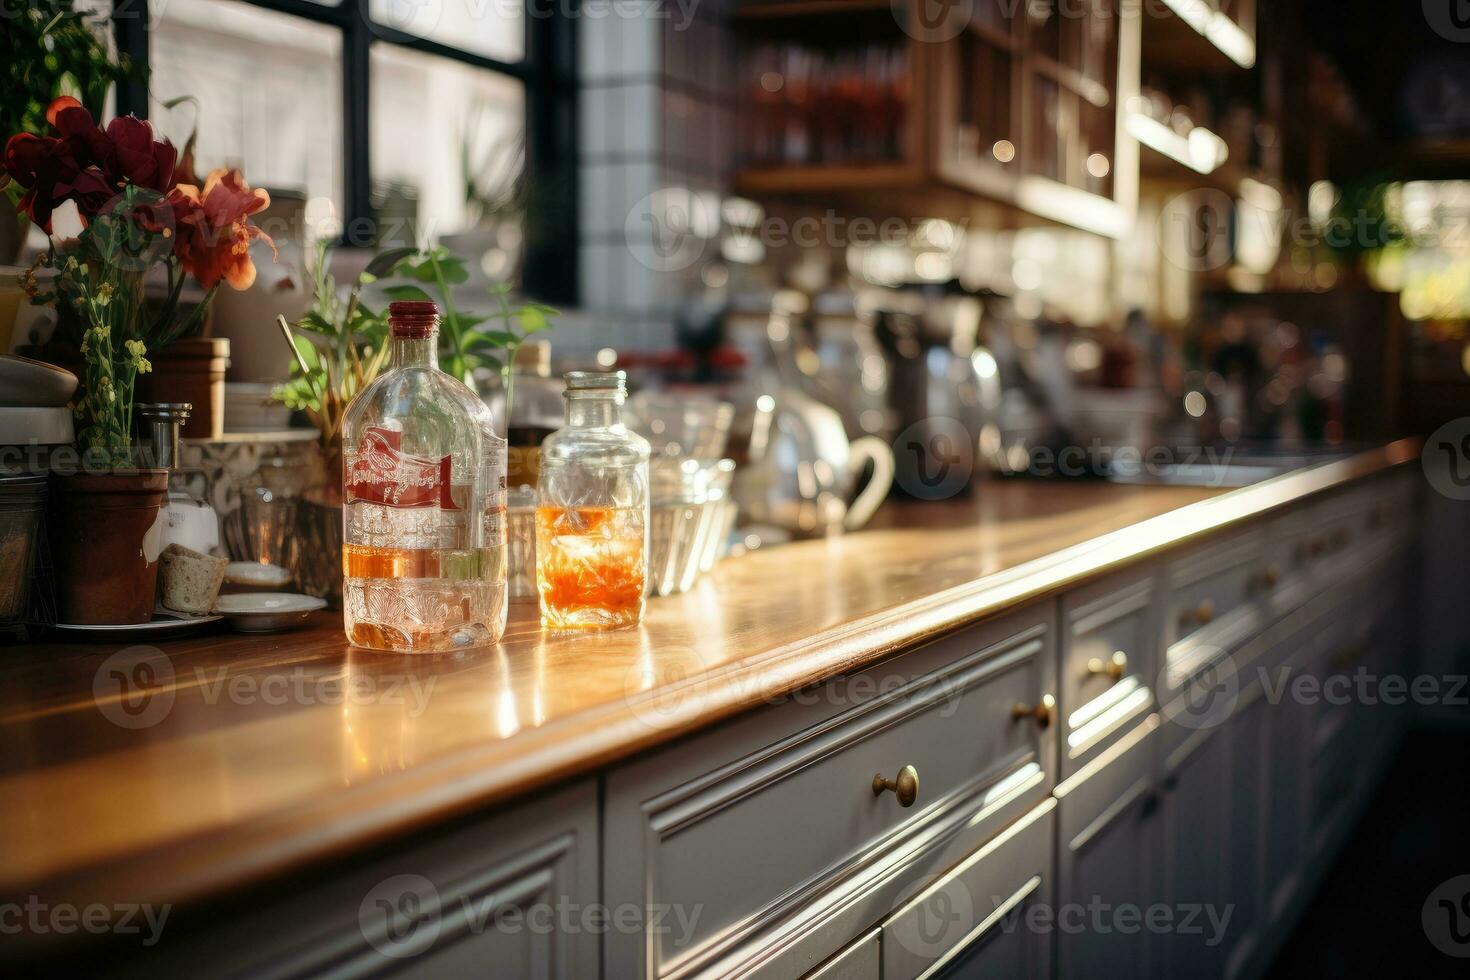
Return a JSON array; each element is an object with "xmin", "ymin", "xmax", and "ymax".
[{"xmin": 535, "ymin": 505, "xmax": 646, "ymax": 629}]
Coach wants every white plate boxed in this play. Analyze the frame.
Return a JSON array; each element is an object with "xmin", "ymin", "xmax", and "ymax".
[
  {"xmin": 215, "ymin": 593, "xmax": 326, "ymax": 633},
  {"xmin": 53, "ymin": 611, "xmax": 223, "ymax": 639}
]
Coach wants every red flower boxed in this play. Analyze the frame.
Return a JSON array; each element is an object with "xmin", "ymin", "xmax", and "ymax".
[
  {"xmin": 169, "ymin": 169, "xmax": 274, "ymax": 290},
  {"xmin": 3, "ymin": 97, "xmax": 179, "ymax": 231},
  {"xmin": 106, "ymin": 116, "xmax": 177, "ymax": 192}
]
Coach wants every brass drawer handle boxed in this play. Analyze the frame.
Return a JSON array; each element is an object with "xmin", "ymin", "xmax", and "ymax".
[
  {"xmin": 873, "ymin": 765, "xmax": 920, "ymax": 808},
  {"xmin": 1180, "ymin": 599, "xmax": 1215, "ymax": 628},
  {"xmin": 1261, "ymin": 564, "xmax": 1281, "ymax": 588},
  {"xmin": 1087, "ymin": 651, "xmax": 1128, "ymax": 680},
  {"xmin": 1011, "ymin": 694, "xmax": 1055, "ymax": 730}
]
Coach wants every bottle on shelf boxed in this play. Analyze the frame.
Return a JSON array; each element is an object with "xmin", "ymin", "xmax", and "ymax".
[
  {"xmin": 485, "ymin": 340, "xmax": 565, "ymax": 492},
  {"xmin": 341, "ymin": 301, "xmax": 507, "ymax": 651},
  {"xmin": 535, "ymin": 371, "xmax": 650, "ymax": 630}
]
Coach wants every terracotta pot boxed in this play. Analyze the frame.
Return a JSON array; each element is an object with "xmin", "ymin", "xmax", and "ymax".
[
  {"xmin": 51, "ymin": 470, "xmax": 169, "ymax": 625},
  {"xmin": 138, "ymin": 338, "xmax": 230, "ymax": 440}
]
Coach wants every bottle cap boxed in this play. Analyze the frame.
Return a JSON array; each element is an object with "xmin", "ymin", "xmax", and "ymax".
[
  {"xmin": 564, "ymin": 370, "xmax": 626, "ymax": 392},
  {"xmin": 388, "ymin": 301, "xmax": 439, "ymax": 339},
  {"xmin": 515, "ymin": 340, "xmax": 552, "ymax": 376}
]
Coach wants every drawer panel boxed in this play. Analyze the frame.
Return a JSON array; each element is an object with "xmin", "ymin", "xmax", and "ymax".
[
  {"xmin": 1165, "ymin": 532, "xmax": 1263, "ymax": 652},
  {"xmin": 805, "ymin": 930, "xmax": 879, "ymax": 980},
  {"xmin": 110, "ymin": 780, "xmax": 601, "ymax": 980},
  {"xmin": 1060, "ymin": 567, "xmax": 1158, "ymax": 776},
  {"xmin": 881, "ymin": 799, "xmax": 1055, "ymax": 980},
  {"xmin": 605, "ymin": 603, "xmax": 1057, "ymax": 979}
]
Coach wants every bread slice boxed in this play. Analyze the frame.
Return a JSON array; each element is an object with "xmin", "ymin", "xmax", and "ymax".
[{"xmin": 159, "ymin": 544, "xmax": 228, "ymax": 615}]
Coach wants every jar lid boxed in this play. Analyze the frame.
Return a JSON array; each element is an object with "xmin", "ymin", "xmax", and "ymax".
[{"xmin": 564, "ymin": 370, "xmax": 626, "ymax": 392}]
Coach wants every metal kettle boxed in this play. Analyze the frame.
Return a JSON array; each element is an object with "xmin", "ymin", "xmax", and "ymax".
[{"xmin": 728, "ymin": 302, "xmax": 895, "ymax": 536}]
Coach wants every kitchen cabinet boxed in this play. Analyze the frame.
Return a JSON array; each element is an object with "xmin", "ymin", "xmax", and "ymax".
[
  {"xmin": 734, "ymin": 0, "xmax": 1138, "ymax": 238},
  {"xmin": 603, "ymin": 601, "xmax": 1058, "ymax": 979},
  {"xmin": 1156, "ymin": 718, "xmax": 1230, "ymax": 980},
  {"xmin": 1054, "ymin": 718, "xmax": 1159, "ymax": 980},
  {"xmin": 5, "ymin": 450, "xmax": 1424, "ymax": 980}
]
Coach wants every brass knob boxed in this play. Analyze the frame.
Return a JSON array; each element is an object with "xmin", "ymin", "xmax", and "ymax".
[
  {"xmin": 1181, "ymin": 599, "xmax": 1215, "ymax": 627},
  {"xmin": 1087, "ymin": 650, "xmax": 1128, "ymax": 680},
  {"xmin": 873, "ymin": 765, "xmax": 920, "ymax": 807},
  {"xmin": 1012, "ymin": 693, "xmax": 1055, "ymax": 729},
  {"xmin": 1263, "ymin": 564, "xmax": 1281, "ymax": 587}
]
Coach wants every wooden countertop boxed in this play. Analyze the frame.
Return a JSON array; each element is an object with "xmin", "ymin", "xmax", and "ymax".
[{"xmin": 0, "ymin": 439, "xmax": 1420, "ymax": 913}]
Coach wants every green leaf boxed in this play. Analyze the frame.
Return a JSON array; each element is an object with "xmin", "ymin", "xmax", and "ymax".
[
  {"xmin": 518, "ymin": 308, "xmax": 549, "ymax": 332},
  {"xmin": 438, "ymin": 259, "xmax": 470, "ymax": 285},
  {"xmin": 293, "ymin": 334, "xmax": 321, "ymax": 371},
  {"xmin": 383, "ymin": 284, "xmax": 434, "ymax": 302},
  {"xmin": 364, "ymin": 246, "xmax": 416, "ymax": 279}
]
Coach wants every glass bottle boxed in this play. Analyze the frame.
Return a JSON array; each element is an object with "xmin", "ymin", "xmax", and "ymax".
[
  {"xmin": 341, "ymin": 301, "xmax": 507, "ymax": 651},
  {"xmin": 483, "ymin": 340, "xmax": 565, "ymax": 492},
  {"xmin": 535, "ymin": 371, "xmax": 650, "ymax": 629}
]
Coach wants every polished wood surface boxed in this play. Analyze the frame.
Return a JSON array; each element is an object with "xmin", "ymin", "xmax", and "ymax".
[{"xmin": 0, "ymin": 440, "xmax": 1419, "ymax": 911}]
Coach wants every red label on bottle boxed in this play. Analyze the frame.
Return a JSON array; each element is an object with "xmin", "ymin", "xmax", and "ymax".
[{"xmin": 345, "ymin": 426, "xmax": 458, "ymax": 509}]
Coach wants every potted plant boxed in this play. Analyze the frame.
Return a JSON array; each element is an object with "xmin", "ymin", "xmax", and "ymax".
[
  {"xmin": 271, "ymin": 243, "xmax": 406, "ymax": 605},
  {"xmin": 4, "ymin": 96, "xmax": 270, "ymax": 624},
  {"xmin": 271, "ymin": 245, "xmax": 556, "ymax": 604}
]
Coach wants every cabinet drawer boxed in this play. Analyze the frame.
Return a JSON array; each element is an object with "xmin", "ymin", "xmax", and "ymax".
[
  {"xmin": 605, "ymin": 603, "xmax": 1057, "ymax": 980},
  {"xmin": 805, "ymin": 930, "xmax": 878, "ymax": 980},
  {"xmin": 112, "ymin": 780, "xmax": 601, "ymax": 980},
  {"xmin": 1060, "ymin": 568, "xmax": 1157, "ymax": 776},
  {"xmin": 881, "ymin": 799, "xmax": 1055, "ymax": 980},
  {"xmin": 1164, "ymin": 532, "xmax": 1264, "ymax": 686}
]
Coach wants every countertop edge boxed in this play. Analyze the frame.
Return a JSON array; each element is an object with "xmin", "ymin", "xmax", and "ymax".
[{"xmin": 13, "ymin": 438, "xmax": 1424, "ymax": 915}]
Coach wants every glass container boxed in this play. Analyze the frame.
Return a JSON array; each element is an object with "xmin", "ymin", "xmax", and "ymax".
[
  {"xmin": 535, "ymin": 371, "xmax": 650, "ymax": 630},
  {"xmin": 341, "ymin": 301, "xmax": 507, "ymax": 651}
]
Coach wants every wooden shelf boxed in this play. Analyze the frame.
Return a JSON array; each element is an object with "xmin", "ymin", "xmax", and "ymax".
[
  {"xmin": 1138, "ymin": 140, "xmax": 1246, "ymax": 196},
  {"xmin": 734, "ymin": 0, "xmax": 892, "ymax": 21},
  {"xmin": 1141, "ymin": 2, "xmax": 1255, "ymax": 76}
]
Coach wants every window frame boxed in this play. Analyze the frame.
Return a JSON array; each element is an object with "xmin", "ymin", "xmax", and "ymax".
[{"xmin": 114, "ymin": 0, "xmax": 579, "ymax": 302}]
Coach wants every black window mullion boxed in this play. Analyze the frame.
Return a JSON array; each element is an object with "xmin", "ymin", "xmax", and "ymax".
[
  {"xmin": 343, "ymin": 0, "xmax": 374, "ymax": 246},
  {"xmin": 113, "ymin": 0, "xmax": 151, "ymax": 118}
]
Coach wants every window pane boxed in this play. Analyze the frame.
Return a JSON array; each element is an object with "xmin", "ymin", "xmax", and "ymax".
[
  {"xmin": 370, "ymin": 0, "xmax": 524, "ymax": 63},
  {"xmin": 150, "ymin": 0, "xmax": 344, "ymax": 224},
  {"xmin": 370, "ymin": 44, "xmax": 525, "ymax": 248}
]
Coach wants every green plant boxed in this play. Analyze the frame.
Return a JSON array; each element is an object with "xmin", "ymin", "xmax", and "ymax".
[
  {"xmin": 273, "ymin": 243, "xmax": 411, "ymax": 448},
  {"xmin": 1, "ymin": 1, "xmax": 139, "ymax": 209},
  {"xmin": 379, "ymin": 246, "xmax": 557, "ymax": 412}
]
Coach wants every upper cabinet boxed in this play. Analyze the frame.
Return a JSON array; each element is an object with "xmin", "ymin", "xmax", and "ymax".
[{"xmin": 733, "ymin": 0, "xmax": 1141, "ymax": 239}]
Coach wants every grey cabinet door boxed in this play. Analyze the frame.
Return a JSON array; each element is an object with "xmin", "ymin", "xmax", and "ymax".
[
  {"xmin": 114, "ymin": 780, "xmax": 602, "ymax": 980},
  {"xmin": 1223, "ymin": 689, "xmax": 1268, "ymax": 980},
  {"xmin": 881, "ymin": 800, "xmax": 1056, "ymax": 980},
  {"xmin": 1054, "ymin": 719, "xmax": 1158, "ymax": 980},
  {"xmin": 1157, "ymin": 726, "xmax": 1229, "ymax": 980},
  {"xmin": 604, "ymin": 602, "xmax": 1057, "ymax": 980}
]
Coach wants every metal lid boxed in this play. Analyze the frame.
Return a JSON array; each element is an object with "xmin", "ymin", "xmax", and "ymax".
[
  {"xmin": 563, "ymin": 370, "xmax": 626, "ymax": 392},
  {"xmin": 136, "ymin": 402, "xmax": 194, "ymax": 422}
]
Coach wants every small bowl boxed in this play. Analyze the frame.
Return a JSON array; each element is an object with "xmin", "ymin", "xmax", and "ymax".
[{"xmin": 215, "ymin": 592, "xmax": 326, "ymax": 632}]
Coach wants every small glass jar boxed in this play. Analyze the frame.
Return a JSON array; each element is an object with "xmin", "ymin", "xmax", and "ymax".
[{"xmin": 535, "ymin": 371, "xmax": 650, "ymax": 629}]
